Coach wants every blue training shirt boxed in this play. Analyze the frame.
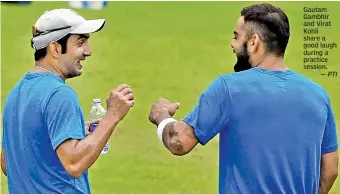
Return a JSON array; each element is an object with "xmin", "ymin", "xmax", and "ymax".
[
  {"xmin": 183, "ymin": 67, "xmax": 338, "ymax": 194},
  {"xmin": 2, "ymin": 72, "xmax": 90, "ymax": 193}
]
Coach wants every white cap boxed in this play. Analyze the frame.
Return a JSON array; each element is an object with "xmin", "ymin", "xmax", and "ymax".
[{"xmin": 31, "ymin": 8, "xmax": 106, "ymax": 50}]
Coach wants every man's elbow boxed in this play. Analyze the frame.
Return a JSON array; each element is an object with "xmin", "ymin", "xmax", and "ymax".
[
  {"xmin": 170, "ymin": 149, "xmax": 190, "ymax": 156},
  {"xmin": 168, "ymin": 144, "xmax": 194, "ymax": 156},
  {"xmin": 323, "ymin": 166, "xmax": 338, "ymax": 184},
  {"xmin": 327, "ymin": 168, "xmax": 338, "ymax": 182},
  {"xmin": 64, "ymin": 163, "xmax": 85, "ymax": 179},
  {"xmin": 333, "ymin": 170, "xmax": 338, "ymax": 181}
]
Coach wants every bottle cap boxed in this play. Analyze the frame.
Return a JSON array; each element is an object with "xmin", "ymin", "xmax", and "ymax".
[{"xmin": 92, "ymin": 98, "xmax": 101, "ymax": 104}]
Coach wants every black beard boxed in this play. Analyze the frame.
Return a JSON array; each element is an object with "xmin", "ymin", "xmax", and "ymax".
[
  {"xmin": 233, "ymin": 55, "xmax": 252, "ymax": 72},
  {"xmin": 233, "ymin": 43, "xmax": 252, "ymax": 72}
]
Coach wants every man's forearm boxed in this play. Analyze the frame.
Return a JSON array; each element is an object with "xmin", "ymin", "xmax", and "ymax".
[
  {"xmin": 153, "ymin": 111, "xmax": 185, "ymax": 154},
  {"xmin": 162, "ymin": 121, "xmax": 197, "ymax": 156},
  {"xmin": 149, "ymin": 98, "xmax": 198, "ymax": 156},
  {"xmin": 58, "ymin": 114, "xmax": 119, "ymax": 178},
  {"xmin": 75, "ymin": 115, "xmax": 118, "ymax": 169},
  {"xmin": 162, "ymin": 122, "xmax": 184, "ymax": 155}
]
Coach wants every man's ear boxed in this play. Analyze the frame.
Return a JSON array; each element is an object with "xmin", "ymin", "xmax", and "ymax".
[
  {"xmin": 247, "ymin": 34, "xmax": 261, "ymax": 54},
  {"xmin": 48, "ymin": 41, "xmax": 62, "ymax": 59}
]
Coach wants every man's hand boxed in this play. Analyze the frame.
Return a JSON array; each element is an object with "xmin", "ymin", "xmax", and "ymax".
[
  {"xmin": 148, "ymin": 98, "xmax": 198, "ymax": 156},
  {"xmin": 106, "ymin": 84, "xmax": 134, "ymax": 122},
  {"xmin": 85, "ymin": 119, "xmax": 101, "ymax": 136},
  {"xmin": 85, "ymin": 84, "xmax": 134, "ymax": 136},
  {"xmin": 148, "ymin": 98, "xmax": 180, "ymax": 126}
]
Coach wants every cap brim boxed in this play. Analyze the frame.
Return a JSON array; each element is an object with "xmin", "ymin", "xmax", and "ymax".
[{"xmin": 70, "ymin": 19, "xmax": 106, "ymax": 34}]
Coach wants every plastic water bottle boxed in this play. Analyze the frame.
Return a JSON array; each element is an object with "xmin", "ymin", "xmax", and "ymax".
[{"xmin": 89, "ymin": 98, "xmax": 109, "ymax": 154}]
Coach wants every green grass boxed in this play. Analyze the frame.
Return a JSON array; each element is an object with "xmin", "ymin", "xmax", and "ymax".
[{"xmin": 1, "ymin": 1, "xmax": 340, "ymax": 193}]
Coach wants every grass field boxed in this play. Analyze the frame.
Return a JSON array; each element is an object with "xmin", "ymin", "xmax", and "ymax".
[{"xmin": 1, "ymin": 1, "xmax": 340, "ymax": 194}]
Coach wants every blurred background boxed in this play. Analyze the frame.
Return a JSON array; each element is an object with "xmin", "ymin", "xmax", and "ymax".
[{"xmin": 1, "ymin": 1, "xmax": 340, "ymax": 194}]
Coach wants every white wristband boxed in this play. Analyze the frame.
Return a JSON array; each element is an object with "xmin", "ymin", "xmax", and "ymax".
[{"xmin": 157, "ymin": 118, "xmax": 177, "ymax": 145}]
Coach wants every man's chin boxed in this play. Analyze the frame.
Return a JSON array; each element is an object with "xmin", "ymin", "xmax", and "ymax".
[
  {"xmin": 75, "ymin": 70, "xmax": 83, "ymax": 77},
  {"xmin": 65, "ymin": 71, "xmax": 82, "ymax": 79},
  {"xmin": 234, "ymin": 63, "xmax": 252, "ymax": 72},
  {"xmin": 233, "ymin": 57, "xmax": 252, "ymax": 72}
]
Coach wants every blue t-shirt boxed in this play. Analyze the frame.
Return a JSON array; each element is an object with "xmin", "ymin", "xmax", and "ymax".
[
  {"xmin": 183, "ymin": 67, "xmax": 338, "ymax": 194},
  {"xmin": 2, "ymin": 72, "xmax": 90, "ymax": 194}
]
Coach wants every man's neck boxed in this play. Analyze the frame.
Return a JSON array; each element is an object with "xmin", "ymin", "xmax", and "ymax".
[
  {"xmin": 33, "ymin": 61, "xmax": 66, "ymax": 80},
  {"xmin": 255, "ymin": 54, "xmax": 288, "ymax": 71}
]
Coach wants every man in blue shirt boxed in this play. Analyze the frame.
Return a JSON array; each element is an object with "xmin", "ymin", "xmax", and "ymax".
[
  {"xmin": 148, "ymin": 3, "xmax": 338, "ymax": 194},
  {"xmin": 1, "ymin": 9, "xmax": 135, "ymax": 193}
]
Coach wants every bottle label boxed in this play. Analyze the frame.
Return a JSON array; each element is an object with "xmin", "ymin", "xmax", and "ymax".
[{"xmin": 89, "ymin": 123, "xmax": 98, "ymax": 132}]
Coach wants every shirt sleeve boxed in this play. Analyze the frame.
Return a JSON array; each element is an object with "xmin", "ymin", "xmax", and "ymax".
[
  {"xmin": 182, "ymin": 76, "xmax": 230, "ymax": 145},
  {"xmin": 321, "ymin": 95, "xmax": 338, "ymax": 154},
  {"xmin": 44, "ymin": 86, "xmax": 85, "ymax": 150}
]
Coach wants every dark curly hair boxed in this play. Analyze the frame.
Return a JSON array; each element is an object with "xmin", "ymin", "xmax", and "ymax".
[
  {"xmin": 241, "ymin": 3, "xmax": 290, "ymax": 56},
  {"xmin": 33, "ymin": 34, "xmax": 71, "ymax": 61}
]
